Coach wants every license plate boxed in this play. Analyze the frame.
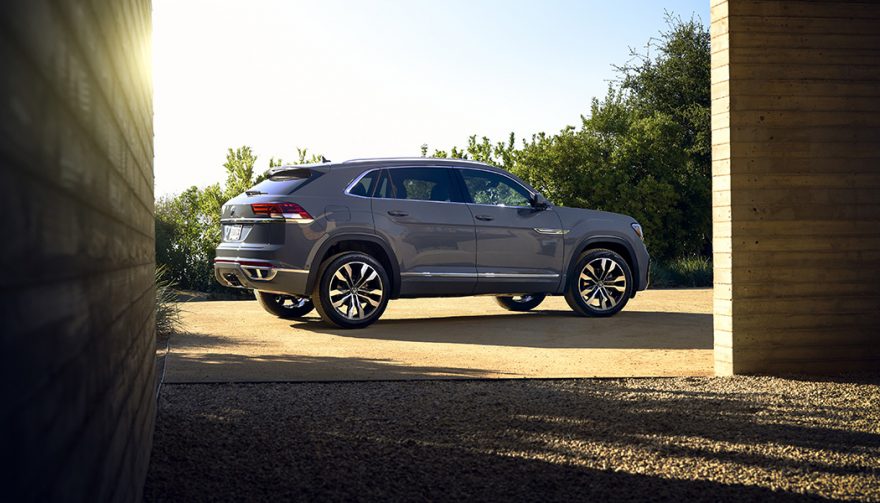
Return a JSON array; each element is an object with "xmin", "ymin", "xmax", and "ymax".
[{"xmin": 226, "ymin": 224, "xmax": 242, "ymax": 241}]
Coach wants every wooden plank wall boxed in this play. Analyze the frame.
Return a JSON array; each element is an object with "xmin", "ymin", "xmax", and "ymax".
[{"xmin": 712, "ymin": 0, "xmax": 880, "ymax": 374}]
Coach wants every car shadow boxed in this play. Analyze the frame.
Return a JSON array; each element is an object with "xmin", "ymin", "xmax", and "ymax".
[
  {"xmin": 291, "ymin": 310, "xmax": 713, "ymax": 350},
  {"xmin": 163, "ymin": 352, "xmax": 506, "ymax": 382}
]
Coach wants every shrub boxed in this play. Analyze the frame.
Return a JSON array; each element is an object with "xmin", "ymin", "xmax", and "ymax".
[
  {"xmin": 649, "ymin": 256, "xmax": 712, "ymax": 288},
  {"xmin": 155, "ymin": 264, "xmax": 182, "ymax": 337}
]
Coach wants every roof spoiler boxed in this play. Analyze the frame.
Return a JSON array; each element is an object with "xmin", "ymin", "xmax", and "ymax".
[{"xmin": 267, "ymin": 167, "xmax": 314, "ymax": 179}]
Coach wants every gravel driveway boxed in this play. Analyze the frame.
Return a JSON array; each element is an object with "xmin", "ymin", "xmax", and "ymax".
[{"xmin": 145, "ymin": 376, "xmax": 880, "ymax": 501}]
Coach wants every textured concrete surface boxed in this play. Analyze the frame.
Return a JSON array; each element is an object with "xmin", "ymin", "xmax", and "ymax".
[
  {"xmin": 165, "ymin": 289, "xmax": 713, "ymax": 382},
  {"xmin": 0, "ymin": 1, "xmax": 156, "ymax": 500},
  {"xmin": 711, "ymin": 0, "xmax": 880, "ymax": 374},
  {"xmin": 145, "ymin": 376, "xmax": 880, "ymax": 502}
]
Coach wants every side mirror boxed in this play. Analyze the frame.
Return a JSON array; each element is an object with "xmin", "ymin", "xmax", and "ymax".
[{"xmin": 530, "ymin": 193, "xmax": 549, "ymax": 210}]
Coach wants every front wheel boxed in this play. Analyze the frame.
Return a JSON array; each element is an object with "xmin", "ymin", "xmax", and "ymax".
[
  {"xmin": 312, "ymin": 252, "xmax": 390, "ymax": 329},
  {"xmin": 564, "ymin": 249, "xmax": 633, "ymax": 317},
  {"xmin": 255, "ymin": 291, "xmax": 314, "ymax": 319},
  {"xmin": 495, "ymin": 294, "xmax": 546, "ymax": 312}
]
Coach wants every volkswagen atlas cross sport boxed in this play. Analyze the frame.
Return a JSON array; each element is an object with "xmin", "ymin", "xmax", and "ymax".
[{"xmin": 214, "ymin": 158, "xmax": 650, "ymax": 329}]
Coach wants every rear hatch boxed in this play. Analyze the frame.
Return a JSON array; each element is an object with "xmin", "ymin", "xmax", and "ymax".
[{"xmin": 220, "ymin": 167, "xmax": 323, "ymax": 244}]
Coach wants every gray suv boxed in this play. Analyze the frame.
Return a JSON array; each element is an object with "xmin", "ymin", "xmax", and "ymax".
[{"xmin": 214, "ymin": 158, "xmax": 649, "ymax": 328}]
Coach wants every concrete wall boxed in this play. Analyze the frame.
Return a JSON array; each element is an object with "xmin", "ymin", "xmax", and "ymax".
[
  {"xmin": 712, "ymin": 0, "xmax": 880, "ymax": 374},
  {"xmin": 0, "ymin": 0, "xmax": 155, "ymax": 500}
]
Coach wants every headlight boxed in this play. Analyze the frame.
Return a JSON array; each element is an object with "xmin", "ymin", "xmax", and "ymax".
[{"xmin": 631, "ymin": 222, "xmax": 644, "ymax": 241}]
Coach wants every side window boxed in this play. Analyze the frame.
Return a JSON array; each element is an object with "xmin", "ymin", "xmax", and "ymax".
[
  {"xmin": 375, "ymin": 170, "xmax": 393, "ymax": 198},
  {"xmin": 387, "ymin": 168, "xmax": 460, "ymax": 202},
  {"xmin": 460, "ymin": 169, "xmax": 531, "ymax": 207},
  {"xmin": 348, "ymin": 170, "xmax": 378, "ymax": 197}
]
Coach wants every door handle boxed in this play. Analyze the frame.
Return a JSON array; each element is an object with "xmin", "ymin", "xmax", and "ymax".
[
  {"xmin": 474, "ymin": 215, "xmax": 494, "ymax": 221},
  {"xmin": 387, "ymin": 210, "xmax": 409, "ymax": 217}
]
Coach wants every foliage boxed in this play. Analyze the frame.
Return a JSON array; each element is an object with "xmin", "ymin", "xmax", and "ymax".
[
  {"xmin": 155, "ymin": 146, "xmax": 321, "ymax": 291},
  {"xmin": 649, "ymin": 256, "xmax": 713, "ymax": 288},
  {"xmin": 156, "ymin": 15, "xmax": 712, "ymax": 291},
  {"xmin": 424, "ymin": 15, "xmax": 710, "ymax": 263},
  {"xmin": 155, "ymin": 264, "xmax": 182, "ymax": 336}
]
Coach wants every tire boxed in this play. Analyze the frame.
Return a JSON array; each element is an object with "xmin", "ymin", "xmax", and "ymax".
[
  {"xmin": 494, "ymin": 294, "xmax": 546, "ymax": 312},
  {"xmin": 564, "ymin": 248, "xmax": 633, "ymax": 317},
  {"xmin": 312, "ymin": 252, "xmax": 390, "ymax": 329},
  {"xmin": 255, "ymin": 291, "xmax": 314, "ymax": 319}
]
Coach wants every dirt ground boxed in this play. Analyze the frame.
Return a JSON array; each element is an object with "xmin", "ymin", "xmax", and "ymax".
[{"xmin": 164, "ymin": 288, "xmax": 713, "ymax": 382}]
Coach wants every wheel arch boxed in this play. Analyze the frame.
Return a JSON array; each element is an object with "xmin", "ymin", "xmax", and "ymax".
[
  {"xmin": 566, "ymin": 236, "xmax": 640, "ymax": 296},
  {"xmin": 306, "ymin": 234, "xmax": 401, "ymax": 298}
]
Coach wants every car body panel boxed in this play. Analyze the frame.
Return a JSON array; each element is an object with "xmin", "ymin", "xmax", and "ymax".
[
  {"xmin": 372, "ymin": 196, "xmax": 478, "ymax": 296},
  {"xmin": 466, "ymin": 204, "xmax": 565, "ymax": 294},
  {"xmin": 554, "ymin": 206, "xmax": 651, "ymax": 292}
]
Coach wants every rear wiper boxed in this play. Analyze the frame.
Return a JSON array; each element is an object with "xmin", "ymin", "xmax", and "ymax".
[{"xmin": 246, "ymin": 190, "xmax": 266, "ymax": 196}]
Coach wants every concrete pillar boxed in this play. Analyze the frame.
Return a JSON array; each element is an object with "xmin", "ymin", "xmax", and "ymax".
[
  {"xmin": 0, "ymin": 0, "xmax": 156, "ymax": 500},
  {"xmin": 712, "ymin": 0, "xmax": 880, "ymax": 374}
]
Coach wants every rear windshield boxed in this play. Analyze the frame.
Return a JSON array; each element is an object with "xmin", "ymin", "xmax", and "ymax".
[{"xmin": 247, "ymin": 173, "xmax": 318, "ymax": 195}]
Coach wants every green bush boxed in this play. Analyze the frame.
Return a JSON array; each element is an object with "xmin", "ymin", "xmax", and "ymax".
[
  {"xmin": 155, "ymin": 264, "xmax": 182, "ymax": 337},
  {"xmin": 650, "ymin": 256, "xmax": 713, "ymax": 288}
]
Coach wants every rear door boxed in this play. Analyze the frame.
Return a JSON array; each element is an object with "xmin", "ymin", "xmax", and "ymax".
[
  {"xmin": 370, "ymin": 167, "xmax": 477, "ymax": 296},
  {"xmin": 456, "ymin": 168, "xmax": 564, "ymax": 294}
]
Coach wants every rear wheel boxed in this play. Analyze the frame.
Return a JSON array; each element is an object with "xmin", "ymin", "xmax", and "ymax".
[
  {"xmin": 255, "ymin": 291, "xmax": 314, "ymax": 319},
  {"xmin": 494, "ymin": 294, "xmax": 546, "ymax": 312},
  {"xmin": 564, "ymin": 249, "xmax": 633, "ymax": 317},
  {"xmin": 312, "ymin": 252, "xmax": 389, "ymax": 329}
]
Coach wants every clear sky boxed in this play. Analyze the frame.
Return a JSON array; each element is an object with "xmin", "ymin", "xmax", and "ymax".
[{"xmin": 152, "ymin": 0, "xmax": 708, "ymax": 197}]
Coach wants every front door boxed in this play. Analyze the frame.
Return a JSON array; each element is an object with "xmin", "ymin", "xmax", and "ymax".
[
  {"xmin": 457, "ymin": 168, "xmax": 565, "ymax": 294},
  {"xmin": 370, "ymin": 167, "xmax": 477, "ymax": 296}
]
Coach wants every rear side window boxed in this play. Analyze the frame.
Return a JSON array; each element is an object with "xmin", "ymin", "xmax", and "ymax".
[
  {"xmin": 348, "ymin": 170, "xmax": 379, "ymax": 197},
  {"xmin": 386, "ymin": 168, "xmax": 461, "ymax": 202}
]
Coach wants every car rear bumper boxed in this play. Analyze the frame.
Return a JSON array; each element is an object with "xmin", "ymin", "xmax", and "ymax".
[{"xmin": 214, "ymin": 257, "xmax": 309, "ymax": 295}]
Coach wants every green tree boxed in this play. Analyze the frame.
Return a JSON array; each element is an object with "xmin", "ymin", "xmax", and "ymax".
[
  {"xmin": 426, "ymin": 15, "xmax": 710, "ymax": 261},
  {"xmin": 222, "ymin": 146, "xmax": 258, "ymax": 200},
  {"xmin": 155, "ymin": 145, "xmax": 322, "ymax": 291},
  {"xmin": 155, "ymin": 187, "xmax": 218, "ymax": 291}
]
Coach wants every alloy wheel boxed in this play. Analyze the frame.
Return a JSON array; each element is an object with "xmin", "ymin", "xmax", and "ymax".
[
  {"xmin": 578, "ymin": 257, "xmax": 628, "ymax": 312},
  {"xmin": 327, "ymin": 261, "xmax": 384, "ymax": 320}
]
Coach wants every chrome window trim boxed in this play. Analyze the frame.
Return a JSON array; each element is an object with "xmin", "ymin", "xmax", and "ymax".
[{"xmin": 343, "ymin": 165, "xmax": 543, "ymax": 210}]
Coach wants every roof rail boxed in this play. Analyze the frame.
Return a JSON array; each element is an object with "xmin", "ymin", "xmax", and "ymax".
[{"xmin": 342, "ymin": 157, "xmax": 493, "ymax": 166}]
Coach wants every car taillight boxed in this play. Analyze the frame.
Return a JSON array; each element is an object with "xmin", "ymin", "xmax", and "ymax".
[{"xmin": 250, "ymin": 202, "xmax": 313, "ymax": 220}]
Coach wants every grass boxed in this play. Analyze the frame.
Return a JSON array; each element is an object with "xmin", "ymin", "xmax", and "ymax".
[
  {"xmin": 156, "ymin": 264, "xmax": 183, "ymax": 337},
  {"xmin": 649, "ymin": 256, "xmax": 713, "ymax": 288}
]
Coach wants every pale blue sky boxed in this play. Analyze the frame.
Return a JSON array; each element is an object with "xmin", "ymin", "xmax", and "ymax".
[{"xmin": 152, "ymin": 0, "xmax": 708, "ymax": 196}]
